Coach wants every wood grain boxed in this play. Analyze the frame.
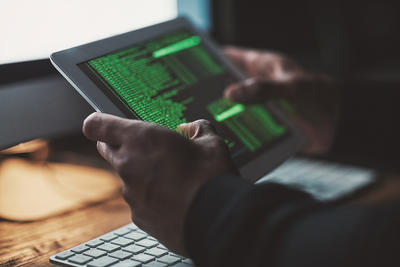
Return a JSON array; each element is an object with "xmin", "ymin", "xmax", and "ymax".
[{"xmin": 0, "ymin": 196, "xmax": 131, "ymax": 266}]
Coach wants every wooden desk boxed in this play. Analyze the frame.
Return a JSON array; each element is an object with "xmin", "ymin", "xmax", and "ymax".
[
  {"xmin": 0, "ymin": 196, "xmax": 131, "ymax": 266},
  {"xmin": 2, "ymin": 173, "xmax": 400, "ymax": 266}
]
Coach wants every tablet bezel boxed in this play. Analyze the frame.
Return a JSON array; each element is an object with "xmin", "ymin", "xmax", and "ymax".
[{"xmin": 50, "ymin": 17, "xmax": 306, "ymax": 181}]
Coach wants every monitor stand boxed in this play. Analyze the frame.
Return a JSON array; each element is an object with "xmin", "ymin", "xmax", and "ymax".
[{"xmin": 0, "ymin": 141, "xmax": 122, "ymax": 221}]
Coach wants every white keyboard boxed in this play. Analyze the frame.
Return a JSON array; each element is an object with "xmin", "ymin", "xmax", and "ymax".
[
  {"xmin": 259, "ymin": 157, "xmax": 376, "ymax": 201},
  {"xmin": 50, "ymin": 223, "xmax": 193, "ymax": 267}
]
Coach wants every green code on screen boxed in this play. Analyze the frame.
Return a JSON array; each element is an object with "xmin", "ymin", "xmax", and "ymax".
[
  {"xmin": 85, "ymin": 31, "xmax": 224, "ymax": 130},
  {"xmin": 208, "ymin": 99, "xmax": 286, "ymax": 151}
]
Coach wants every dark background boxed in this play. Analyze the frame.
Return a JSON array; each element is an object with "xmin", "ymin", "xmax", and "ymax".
[
  {"xmin": 211, "ymin": 0, "xmax": 400, "ymax": 80},
  {"xmin": 211, "ymin": 0, "xmax": 400, "ymax": 171}
]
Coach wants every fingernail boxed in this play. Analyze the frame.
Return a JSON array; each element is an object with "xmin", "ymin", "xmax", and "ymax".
[
  {"xmin": 231, "ymin": 86, "xmax": 245, "ymax": 101},
  {"xmin": 224, "ymin": 88, "xmax": 233, "ymax": 99},
  {"xmin": 97, "ymin": 141, "xmax": 106, "ymax": 152},
  {"xmin": 176, "ymin": 123, "xmax": 189, "ymax": 138},
  {"xmin": 225, "ymin": 84, "xmax": 243, "ymax": 100}
]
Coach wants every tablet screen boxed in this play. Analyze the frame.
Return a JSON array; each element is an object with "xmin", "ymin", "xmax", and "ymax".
[{"xmin": 79, "ymin": 29, "xmax": 288, "ymax": 166}]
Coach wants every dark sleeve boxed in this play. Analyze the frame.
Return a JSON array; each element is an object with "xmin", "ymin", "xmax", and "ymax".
[
  {"xmin": 185, "ymin": 175, "xmax": 400, "ymax": 267},
  {"xmin": 332, "ymin": 81, "xmax": 400, "ymax": 170}
]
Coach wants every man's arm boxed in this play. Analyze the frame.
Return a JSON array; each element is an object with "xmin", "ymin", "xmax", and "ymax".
[
  {"xmin": 185, "ymin": 175, "xmax": 400, "ymax": 267},
  {"xmin": 332, "ymin": 81, "xmax": 400, "ymax": 169},
  {"xmin": 82, "ymin": 112, "xmax": 400, "ymax": 267}
]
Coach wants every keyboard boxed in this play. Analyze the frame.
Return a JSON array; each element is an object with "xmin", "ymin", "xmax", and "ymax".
[
  {"xmin": 50, "ymin": 158, "xmax": 376, "ymax": 266},
  {"xmin": 50, "ymin": 223, "xmax": 194, "ymax": 267},
  {"xmin": 258, "ymin": 157, "xmax": 377, "ymax": 201}
]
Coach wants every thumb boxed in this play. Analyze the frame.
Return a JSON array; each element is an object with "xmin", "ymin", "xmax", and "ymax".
[
  {"xmin": 224, "ymin": 77, "xmax": 297, "ymax": 103},
  {"xmin": 223, "ymin": 46, "xmax": 250, "ymax": 71},
  {"xmin": 177, "ymin": 119, "xmax": 217, "ymax": 139}
]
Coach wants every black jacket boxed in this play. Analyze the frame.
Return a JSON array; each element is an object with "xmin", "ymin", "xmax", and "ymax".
[{"xmin": 185, "ymin": 175, "xmax": 400, "ymax": 267}]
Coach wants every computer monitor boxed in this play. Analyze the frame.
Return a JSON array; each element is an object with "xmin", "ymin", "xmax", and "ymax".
[
  {"xmin": 0, "ymin": 1, "xmax": 211, "ymax": 222},
  {"xmin": 0, "ymin": 0, "xmax": 211, "ymax": 150},
  {"xmin": 0, "ymin": 0, "xmax": 178, "ymax": 65}
]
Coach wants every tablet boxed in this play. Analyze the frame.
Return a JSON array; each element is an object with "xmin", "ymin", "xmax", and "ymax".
[{"xmin": 50, "ymin": 17, "xmax": 305, "ymax": 181}]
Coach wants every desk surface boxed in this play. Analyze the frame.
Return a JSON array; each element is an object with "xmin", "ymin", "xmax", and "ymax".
[
  {"xmin": 2, "ymin": 174, "xmax": 400, "ymax": 267},
  {"xmin": 0, "ymin": 196, "xmax": 131, "ymax": 267}
]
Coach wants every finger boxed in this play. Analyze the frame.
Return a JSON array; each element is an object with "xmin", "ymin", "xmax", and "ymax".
[
  {"xmin": 83, "ymin": 112, "xmax": 130, "ymax": 146},
  {"xmin": 223, "ymin": 46, "xmax": 250, "ymax": 71},
  {"xmin": 224, "ymin": 46, "xmax": 247, "ymax": 61},
  {"xmin": 96, "ymin": 141, "xmax": 119, "ymax": 167},
  {"xmin": 177, "ymin": 119, "xmax": 217, "ymax": 139},
  {"xmin": 224, "ymin": 77, "xmax": 297, "ymax": 103}
]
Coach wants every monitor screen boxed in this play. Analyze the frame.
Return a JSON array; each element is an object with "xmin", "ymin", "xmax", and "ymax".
[
  {"xmin": 78, "ymin": 29, "xmax": 288, "ymax": 166},
  {"xmin": 0, "ymin": 0, "xmax": 178, "ymax": 65}
]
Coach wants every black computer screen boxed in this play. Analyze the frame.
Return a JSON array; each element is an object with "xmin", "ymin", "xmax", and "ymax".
[{"xmin": 79, "ymin": 29, "xmax": 288, "ymax": 165}]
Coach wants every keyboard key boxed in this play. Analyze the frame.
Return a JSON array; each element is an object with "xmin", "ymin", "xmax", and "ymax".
[
  {"xmin": 111, "ymin": 237, "xmax": 135, "ymax": 247},
  {"xmin": 127, "ymin": 224, "xmax": 139, "ymax": 231},
  {"xmin": 97, "ymin": 243, "xmax": 120, "ymax": 252},
  {"xmin": 145, "ymin": 248, "xmax": 168, "ymax": 257},
  {"xmin": 122, "ymin": 244, "xmax": 146, "ymax": 254},
  {"xmin": 171, "ymin": 263, "xmax": 193, "ymax": 267},
  {"xmin": 132, "ymin": 253, "xmax": 155, "ymax": 263},
  {"xmin": 114, "ymin": 227, "xmax": 133, "ymax": 236},
  {"xmin": 136, "ymin": 239, "xmax": 158, "ymax": 248},
  {"xmin": 157, "ymin": 244, "xmax": 167, "ymax": 250},
  {"xmin": 68, "ymin": 254, "xmax": 92, "ymax": 265},
  {"xmin": 182, "ymin": 259, "xmax": 194, "ymax": 264},
  {"xmin": 147, "ymin": 236, "xmax": 157, "ymax": 241},
  {"xmin": 109, "ymin": 250, "xmax": 132, "ymax": 260},
  {"xmin": 100, "ymin": 233, "xmax": 118, "ymax": 242},
  {"xmin": 170, "ymin": 253, "xmax": 184, "ymax": 259},
  {"xmin": 71, "ymin": 244, "xmax": 90, "ymax": 253},
  {"xmin": 86, "ymin": 239, "xmax": 104, "ymax": 248},
  {"xmin": 113, "ymin": 260, "xmax": 142, "ymax": 267},
  {"xmin": 124, "ymin": 232, "xmax": 147, "ymax": 241},
  {"xmin": 55, "ymin": 250, "xmax": 75, "ymax": 260},
  {"xmin": 134, "ymin": 229, "xmax": 148, "ymax": 235},
  {"xmin": 143, "ymin": 262, "xmax": 168, "ymax": 267},
  {"xmin": 157, "ymin": 255, "xmax": 181, "ymax": 265},
  {"xmin": 83, "ymin": 249, "xmax": 107, "ymax": 259},
  {"xmin": 87, "ymin": 256, "xmax": 119, "ymax": 267}
]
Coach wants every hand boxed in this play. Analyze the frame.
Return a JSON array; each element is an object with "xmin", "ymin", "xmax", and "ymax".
[
  {"xmin": 83, "ymin": 113, "xmax": 238, "ymax": 255},
  {"xmin": 224, "ymin": 46, "xmax": 340, "ymax": 154}
]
